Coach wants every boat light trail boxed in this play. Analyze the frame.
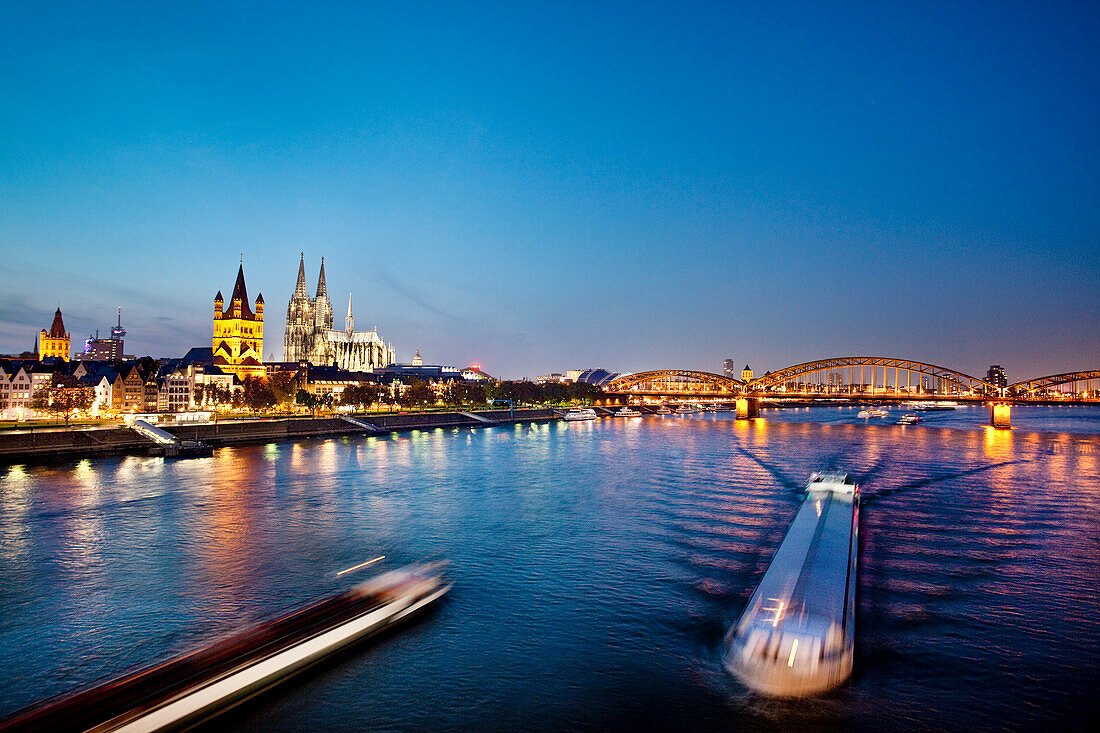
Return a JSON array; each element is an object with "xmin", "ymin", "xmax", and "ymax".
[{"xmin": 336, "ymin": 556, "xmax": 385, "ymax": 576}]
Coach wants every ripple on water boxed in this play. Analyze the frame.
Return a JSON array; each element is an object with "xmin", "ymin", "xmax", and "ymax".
[{"xmin": 1, "ymin": 412, "xmax": 1097, "ymax": 730}]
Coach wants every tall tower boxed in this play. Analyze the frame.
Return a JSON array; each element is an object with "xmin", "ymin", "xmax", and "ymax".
[
  {"xmin": 283, "ymin": 252, "xmax": 315, "ymax": 361},
  {"xmin": 345, "ymin": 294, "xmax": 354, "ymax": 333},
  {"xmin": 212, "ymin": 262, "xmax": 265, "ymax": 379},
  {"xmin": 37, "ymin": 307, "xmax": 70, "ymax": 361},
  {"xmin": 314, "ymin": 258, "xmax": 333, "ymax": 330},
  {"xmin": 111, "ymin": 307, "xmax": 126, "ymax": 341}
]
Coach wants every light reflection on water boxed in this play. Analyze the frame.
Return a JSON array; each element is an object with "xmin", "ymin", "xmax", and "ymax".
[{"xmin": 0, "ymin": 408, "xmax": 1097, "ymax": 730}]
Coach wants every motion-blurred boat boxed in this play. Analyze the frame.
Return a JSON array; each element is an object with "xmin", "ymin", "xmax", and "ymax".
[
  {"xmin": 3, "ymin": 564, "xmax": 450, "ymax": 732},
  {"xmin": 725, "ymin": 472, "xmax": 859, "ymax": 697}
]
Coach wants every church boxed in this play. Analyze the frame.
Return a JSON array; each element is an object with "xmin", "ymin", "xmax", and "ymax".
[
  {"xmin": 283, "ymin": 254, "xmax": 395, "ymax": 371},
  {"xmin": 212, "ymin": 263, "xmax": 265, "ymax": 380}
]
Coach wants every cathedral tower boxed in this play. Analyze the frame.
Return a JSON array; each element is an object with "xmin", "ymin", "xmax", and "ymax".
[
  {"xmin": 314, "ymin": 257, "xmax": 334, "ymax": 331},
  {"xmin": 283, "ymin": 252, "xmax": 315, "ymax": 361}
]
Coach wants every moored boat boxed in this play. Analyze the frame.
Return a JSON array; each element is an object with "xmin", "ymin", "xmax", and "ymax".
[
  {"xmin": 615, "ymin": 407, "xmax": 642, "ymax": 417},
  {"xmin": 675, "ymin": 405, "xmax": 700, "ymax": 415},
  {"xmin": 655, "ymin": 405, "xmax": 672, "ymax": 415},
  {"xmin": 725, "ymin": 472, "xmax": 859, "ymax": 697},
  {"xmin": 914, "ymin": 401, "xmax": 957, "ymax": 411},
  {"xmin": 563, "ymin": 407, "xmax": 598, "ymax": 421}
]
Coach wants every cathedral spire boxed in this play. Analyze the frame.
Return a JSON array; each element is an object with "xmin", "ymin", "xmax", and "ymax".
[
  {"xmin": 316, "ymin": 257, "xmax": 328, "ymax": 299},
  {"xmin": 346, "ymin": 294, "xmax": 354, "ymax": 332},
  {"xmin": 294, "ymin": 252, "xmax": 308, "ymax": 298}
]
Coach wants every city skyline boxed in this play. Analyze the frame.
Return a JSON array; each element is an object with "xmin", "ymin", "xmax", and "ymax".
[{"xmin": 2, "ymin": 2, "xmax": 1098, "ymax": 379}]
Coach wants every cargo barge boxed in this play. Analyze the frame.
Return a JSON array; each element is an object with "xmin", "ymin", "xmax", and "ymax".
[{"xmin": 724, "ymin": 472, "xmax": 859, "ymax": 696}]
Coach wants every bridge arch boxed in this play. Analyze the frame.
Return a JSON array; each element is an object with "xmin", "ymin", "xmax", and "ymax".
[
  {"xmin": 745, "ymin": 356, "xmax": 995, "ymax": 393},
  {"xmin": 1009, "ymin": 370, "xmax": 1100, "ymax": 394},
  {"xmin": 605, "ymin": 370, "xmax": 743, "ymax": 396}
]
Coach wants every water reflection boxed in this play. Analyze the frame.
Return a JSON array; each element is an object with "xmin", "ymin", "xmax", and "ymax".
[{"xmin": 0, "ymin": 411, "xmax": 1096, "ymax": 729}]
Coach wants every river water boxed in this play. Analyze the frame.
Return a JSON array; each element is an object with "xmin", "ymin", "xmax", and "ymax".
[{"xmin": 1, "ymin": 405, "xmax": 1097, "ymax": 730}]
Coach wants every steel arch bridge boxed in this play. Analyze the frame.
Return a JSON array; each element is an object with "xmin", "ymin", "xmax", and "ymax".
[
  {"xmin": 744, "ymin": 356, "xmax": 995, "ymax": 394},
  {"xmin": 605, "ymin": 370, "xmax": 743, "ymax": 397},
  {"xmin": 1009, "ymin": 370, "xmax": 1100, "ymax": 395}
]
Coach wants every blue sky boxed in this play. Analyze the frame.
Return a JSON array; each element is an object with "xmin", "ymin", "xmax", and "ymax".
[{"xmin": 1, "ymin": 1, "xmax": 1097, "ymax": 380}]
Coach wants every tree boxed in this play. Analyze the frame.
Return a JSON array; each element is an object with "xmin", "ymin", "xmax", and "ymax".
[
  {"xmin": 268, "ymin": 371, "xmax": 297, "ymax": 406},
  {"xmin": 30, "ymin": 385, "xmax": 92, "ymax": 424},
  {"xmin": 397, "ymin": 379, "xmax": 435, "ymax": 409},
  {"xmin": 296, "ymin": 389, "xmax": 320, "ymax": 417},
  {"xmin": 192, "ymin": 383, "xmax": 205, "ymax": 408},
  {"xmin": 340, "ymin": 383, "xmax": 384, "ymax": 410},
  {"xmin": 241, "ymin": 376, "xmax": 276, "ymax": 413},
  {"xmin": 440, "ymin": 380, "xmax": 485, "ymax": 406}
]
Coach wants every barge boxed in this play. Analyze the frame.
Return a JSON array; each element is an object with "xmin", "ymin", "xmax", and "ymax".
[
  {"xmin": 724, "ymin": 472, "xmax": 859, "ymax": 696},
  {"xmin": 2, "ymin": 564, "xmax": 450, "ymax": 732}
]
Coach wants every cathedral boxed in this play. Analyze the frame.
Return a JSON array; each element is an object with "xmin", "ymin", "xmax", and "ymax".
[{"xmin": 283, "ymin": 254, "xmax": 396, "ymax": 370}]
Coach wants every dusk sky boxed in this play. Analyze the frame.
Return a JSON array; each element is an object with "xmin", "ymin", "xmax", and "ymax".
[{"xmin": 1, "ymin": 1, "xmax": 1097, "ymax": 380}]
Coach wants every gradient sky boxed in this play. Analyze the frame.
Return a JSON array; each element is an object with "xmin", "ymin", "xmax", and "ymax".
[{"xmin": 1, "ymin": 1, "xmax": 1097, "ymax": 380}]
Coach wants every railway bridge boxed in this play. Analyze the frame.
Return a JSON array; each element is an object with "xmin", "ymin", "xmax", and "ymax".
[{"xmin": 603, "ymin": 357, "xmax": 1100, "ymax": 404}]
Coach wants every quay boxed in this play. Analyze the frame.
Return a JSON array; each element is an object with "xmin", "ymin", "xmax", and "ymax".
[{"xmin": 0, "ymin": 408, "xmax": 559, "ymax": 465}]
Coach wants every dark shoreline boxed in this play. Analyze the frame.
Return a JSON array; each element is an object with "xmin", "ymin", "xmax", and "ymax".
[{"xmin": 0, "ymin": 408, "xmax": 560, "ymax": 466}]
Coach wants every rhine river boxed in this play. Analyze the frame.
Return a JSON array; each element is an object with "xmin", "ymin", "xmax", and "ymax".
[{"xmin": 1, "ymin": 405, "xmax": 1098, "ymax": 730}]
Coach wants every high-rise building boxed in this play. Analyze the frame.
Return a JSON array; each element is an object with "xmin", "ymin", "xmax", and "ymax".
[
  {"xmin": 986, "ymin": 365, "xmax": 1008, "ymax": 389},
  {"xmin": 283, "ymin": 254, "xmax": 395, "ymax": 370},
  {"xmin": 82, "ymin": 308, "xmax": 127, "ymax": 361},
  {"xmin": 212, "ymin": 263, "xmax": 265, "ymax": 380},
  {"xmin": 37, "ymin": 308, "xmax": 70, "ymax": 361},
  {"xmin": 723, "ymin": 359, "xmax": 736, "ymax": 378}
]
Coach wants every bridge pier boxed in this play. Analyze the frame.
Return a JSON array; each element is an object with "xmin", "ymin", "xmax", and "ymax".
[
  {"xmin": 735, "ymin": 397, "xmax": 760, "ymax": 419},
  {"xmin": 991, "ymin": 402, "xmax": 1011, "ymax": 429}
]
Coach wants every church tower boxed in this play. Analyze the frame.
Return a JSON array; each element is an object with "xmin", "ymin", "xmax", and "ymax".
[
  {"xmin": 37, "ymin": 307, "xmax": 70, "ymax": 361},
  {"xmin": 212, "ymin": 262, "xmax": 265, "ymax": 379},
  {"xmin": 283, "ymin": 252, "xmax": 315, "ymax": 361}
]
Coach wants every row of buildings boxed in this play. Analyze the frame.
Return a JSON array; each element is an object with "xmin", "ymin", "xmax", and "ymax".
[{"xmin": 3, "ymin": 257, "xmax": 489, "ymax": 419}]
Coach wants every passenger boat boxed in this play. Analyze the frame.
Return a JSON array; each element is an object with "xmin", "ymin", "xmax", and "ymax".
[
  {"xmin": 563, "ymin": 407, "xmax": 598, "ymax": 421},
  {"xmin": 725, "ymin": 472, "xmax": 859, "ymax": 697},
  {"xmin": 898, "ymin": 414, "xmax": 920, "ymax": 425},
  {"xmin": 3, "ymin": 564, "xmax": 450, "ymax": 732},
  {"xmin": 615, "ymin": 407, "xmax": 642, "ymax": 417},
  {"xmin": 675, "ymin": 406, "xmax": 700, "ymax": 415},
  {"xmin": 914, "ymin": 401, "xmax": 957, "ymax": 411},
  {"xmin": 856, "ymin": 407, "xmax": 888, "ymax": 418},
  {"xmin": 655, "ymin": 405, "xmax": 672, "ymax": 415}
]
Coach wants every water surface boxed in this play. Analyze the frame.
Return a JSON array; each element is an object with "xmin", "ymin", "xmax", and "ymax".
[{"xmin": 1, "ymin": 407, "xmax": 1097, "ymax": 730}]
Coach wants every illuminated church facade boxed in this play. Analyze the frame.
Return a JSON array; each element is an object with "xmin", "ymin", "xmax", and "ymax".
[
  {"xmin": 283, "ymin": 255, "xmax": 395, "ymax": 371},
  {"xmin": 212, "ymin": 264, "xmax": 265, "ymax": 380}
]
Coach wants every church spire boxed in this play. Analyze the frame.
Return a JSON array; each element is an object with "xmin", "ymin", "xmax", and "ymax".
[
  {"xmin": 346, "ymin": 294, "xmax": 354, "ymax": 332},
  {"xmin": 294, "ymin": 252, "xmax": 308, "ymax": 298},
  {"xmin": 316, "ymin": 257, "xmax": 328, "ymax": 299}
]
